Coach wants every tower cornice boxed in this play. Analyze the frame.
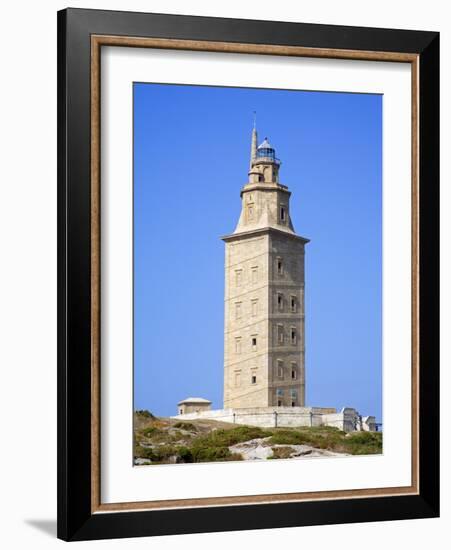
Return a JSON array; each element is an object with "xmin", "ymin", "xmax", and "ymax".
[
  {"xmin": 240, "ymin": 182, "xmax": 291, "ymax": 198},
  {"xmin": 221, "ymin": 226, "xmax": 310, "ymax": 244}
]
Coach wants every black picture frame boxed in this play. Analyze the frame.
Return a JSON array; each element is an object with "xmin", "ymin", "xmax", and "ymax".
[{"xmin": 57, "ymin": 7, "xmax": 439, "ymax": 541}]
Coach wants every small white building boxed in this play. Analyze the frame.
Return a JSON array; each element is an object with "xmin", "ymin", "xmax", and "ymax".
[{"xmin": 177, "ymin": 397, "xmax": 212, "ymax": 415}]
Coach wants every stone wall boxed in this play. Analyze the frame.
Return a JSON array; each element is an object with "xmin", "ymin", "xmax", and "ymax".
[
  {"xmin": 178, "ymin": 402, "xmax": 211, "ymax": 415},
  {"xmin": 171, "ymin": 406, "xmax": 376, "ymax": 433},
  {"xmin": 223, "ymin": 233, "xmax": 271, "ymax": 409},
  {"xmin": 222, "ymin": 229, "xmax": 308, "ymax": 410}
]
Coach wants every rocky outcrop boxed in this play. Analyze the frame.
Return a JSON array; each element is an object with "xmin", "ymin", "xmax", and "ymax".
[
  {"xmin": 133, "ymin": 411, "xmax": 381, "ymax": 465},
  {"xmin": 229, "ymin": 437, "xmax": 350, "ymax": 460}
]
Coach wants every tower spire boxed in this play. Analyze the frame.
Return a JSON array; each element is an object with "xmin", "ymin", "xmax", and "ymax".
[{"xmin": 249, "ymin": 111, "xmax": 258, "ymax": 170}]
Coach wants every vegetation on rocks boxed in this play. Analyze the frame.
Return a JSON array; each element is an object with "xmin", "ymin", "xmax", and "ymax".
[
  {"xmin": 133, "ymin": 412, "xmax": 382, "ymax": 465},
  {"xmin": 270, "ymin": 446, "xmax": 297, "ymax": 459},
  {"xmin": 268, "ymin": 426, "xmax": 382, "ymax": 455},
  {"xmin": 135, "ymin": 409, "xmax": 155, "ymax": 419}
]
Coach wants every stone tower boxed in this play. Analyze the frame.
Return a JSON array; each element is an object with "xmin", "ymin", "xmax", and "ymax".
[{"xmin": 222, "ymin": 125, "xmax": 309, "ymax": 409}]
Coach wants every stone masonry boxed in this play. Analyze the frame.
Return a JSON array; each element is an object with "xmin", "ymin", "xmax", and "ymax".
[
  {"xmin": 177, "ymin": 397, "xmax": 212, "ymax": 415},
  {"xmin": 221, "ymin": 129, "xmax": 309, "ymax": 409}
]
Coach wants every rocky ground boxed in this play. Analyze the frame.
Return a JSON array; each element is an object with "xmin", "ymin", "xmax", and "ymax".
[
  {"xmin": 229, "ymin": 438, "xmax": 350, "ymax": 460},
  {"xmin": 133, "ymin": 410, "xmax": 382, "ymax": 465}
]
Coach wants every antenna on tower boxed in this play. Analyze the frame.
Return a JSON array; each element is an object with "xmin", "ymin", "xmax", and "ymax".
[{"xmin": 250, "ymin": 112, "xmax": 258, "ymax": 169}]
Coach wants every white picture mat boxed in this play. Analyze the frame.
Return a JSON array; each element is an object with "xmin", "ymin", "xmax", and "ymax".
[{"xmin": 100, "ymin": 46, "xmax": 412, "ymax": 505}]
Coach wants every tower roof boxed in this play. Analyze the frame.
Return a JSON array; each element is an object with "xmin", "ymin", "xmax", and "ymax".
[
  {"xmin": 255, "ymin": 135, "xmax": 279, "ymax": 164},
  {"xmin": 177, "ymin": 397, "xmax": 212, "ymax": 405},
  {"xmin": 258, "ymin": 137, "xmax": 273, "ymax": 149}
]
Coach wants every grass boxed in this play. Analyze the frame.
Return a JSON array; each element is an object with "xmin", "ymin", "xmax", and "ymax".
[
  {"xmin": 142, "ymin": 426, "xmax": 159, "ymax": 437},
  {"xmin": 186, "ymin": 426, "xmax": 268, "ymax": 463},
  {"xmin": 173, "ymin": 422, "xmax": 198, "ymax": 432},
  {"xmin": 191, "ymin": 426, "xmax": 270, "ymax": 448},
  {"xmin": 133, "ymin": 413, "xmax": 382, "ymax": 464},
  {"xmin": 268, "ymin": 426, "xmax": 344, "ymax": 448},
  {"xmin": 340, "ymin": 431, "xmax": 383, "ymax": 455},
  {"xmin": 269, "ymin": 427, "xmax": 382, "ymax": 455}
]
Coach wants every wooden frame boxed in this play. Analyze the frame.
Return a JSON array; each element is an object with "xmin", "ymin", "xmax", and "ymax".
[{"xmin": 58, "ymin": 7, "xmax": 439, "ymax": 541}]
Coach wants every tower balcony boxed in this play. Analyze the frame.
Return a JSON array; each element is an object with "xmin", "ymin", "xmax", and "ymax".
[{"xmin": 252, "ymin": 155, "xmax": 281, "ymax": 166}]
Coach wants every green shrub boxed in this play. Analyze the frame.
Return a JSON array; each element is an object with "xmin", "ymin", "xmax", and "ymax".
[
  {"xmin": 134, "ymin": 445, "xmax": 150, "ymax": 459},
  {"xmin": 173, "ymin": 422, "xmax": 198, "ymax": 432},
  {"xmin": 308, "ymin": 425, "xmax": 345, "ymax": 435},
  {"xmin": 135, "ymin": 410, "xmax": 154, "ymax": 419},
  {"xmin": 134, "ymin": 445, "xmax": 158, "ymax": 460},
  {"xmin": 267, "ymin": 427, "xmax": 381, "ymax": 454},
  {"xmin": 170, "ymin": 430, "xmax": 192, "ymax": 441},
  {"xmin": 342, "ymin": 431, "xmax": 382, "ymax": 455},
  {"xmin": 176, "ymin": 446, "xmax": 193, "ymax": 463},
  {"xmin": 268, "ymin": 430, "xmax": 309, "ymax": 446},
  {"xmin": 185, "ymin": 426, "xmax": 269, "ymax": 463},
  {"xmin": 157, "ymin": 445, "xmax": 178, "ymax": 459},
  {"xmin": 142, "ymin": 426, "xmax": 159, "ymax": 437},
  {"xmin": 194, "ymin": 425, "xmax": 269, "ymax": 449},
  {"xmin": 191, "ymin": 445, "xmax": 233, "ymax": 462}
]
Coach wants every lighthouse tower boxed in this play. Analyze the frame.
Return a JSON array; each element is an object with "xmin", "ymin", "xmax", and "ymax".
[{"xmin": 222, "ymin": 125, "xmax": 309, "ymax": 409}]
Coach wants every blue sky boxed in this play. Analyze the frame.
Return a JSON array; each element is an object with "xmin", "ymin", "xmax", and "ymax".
[{"xmin": 133, "ymin": 83, "xmax": 382, "ymax": 421}]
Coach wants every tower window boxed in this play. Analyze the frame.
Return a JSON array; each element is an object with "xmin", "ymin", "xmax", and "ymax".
[
  {"xmin": 251, "ymin": 375, "xmax": 257, "ymax": 385},
  {"xmin": 235, "ymin": 372, "xmax": 241, "ymax": 387},
  {"xmin": 291, "ymin": 365, "xmax": 297, "ymax": 380},
  {"xmin": 277, "ymin": 324, "xmax": 284, "ymax": 344},
  {"xmin": 251, "ymin": 299, "xmax": 258, "ymax": 317},
  {"xmin": 276, "ymin": 388, "xmax": 284, "ymax": 397},
  {"xmin": 235, "ymin": 337, "xmax": 242, "ymax": 354},
  {"xmin": 235, "ymin": 269, "xmax": 243, "ymax": 286},
  {"xmin": 276, "ymin": 257, "xmax": 283, "ymax": 275},
  {"xmin": 277, "ymin": 360, "xmax": 284, "ymax": 379},
  {"xmin": 235, "ymin": 302, "xmax": 242, "ymax": 319},
  {"xmin": 280, "ymin": 206, "xmax": 286, "ymax": 222},
  {"xmin": 251, "ymin": 336, "xmax": 257, "ymax": 350},
  {"xmin": 290, "ymin": 328, "xmax": 297, "ymax": 345},
  {"xmin": 277, "ymin": 293, "xmax": 284, "ymax": 311},
  {"xmin": 290, "ymin": 295, "xmax": 297, "ymax": 312},
  {"xmin": 251, "ymin": 266, "xmax": 258, "ymax": 284},
  {"xmin": 247, "ymin": 205, "xmax": 254, "ymax": 220}
]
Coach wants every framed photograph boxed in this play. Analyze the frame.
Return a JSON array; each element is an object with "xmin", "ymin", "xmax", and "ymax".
[{"xmin": 57, "ymin": 8, "xmax": 439, "ymax": 541}]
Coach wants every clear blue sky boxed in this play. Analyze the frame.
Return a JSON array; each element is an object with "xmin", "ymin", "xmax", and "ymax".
[{"xmin": 133, "ymin": 83, "xmax": 382, "ymax": 422}]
